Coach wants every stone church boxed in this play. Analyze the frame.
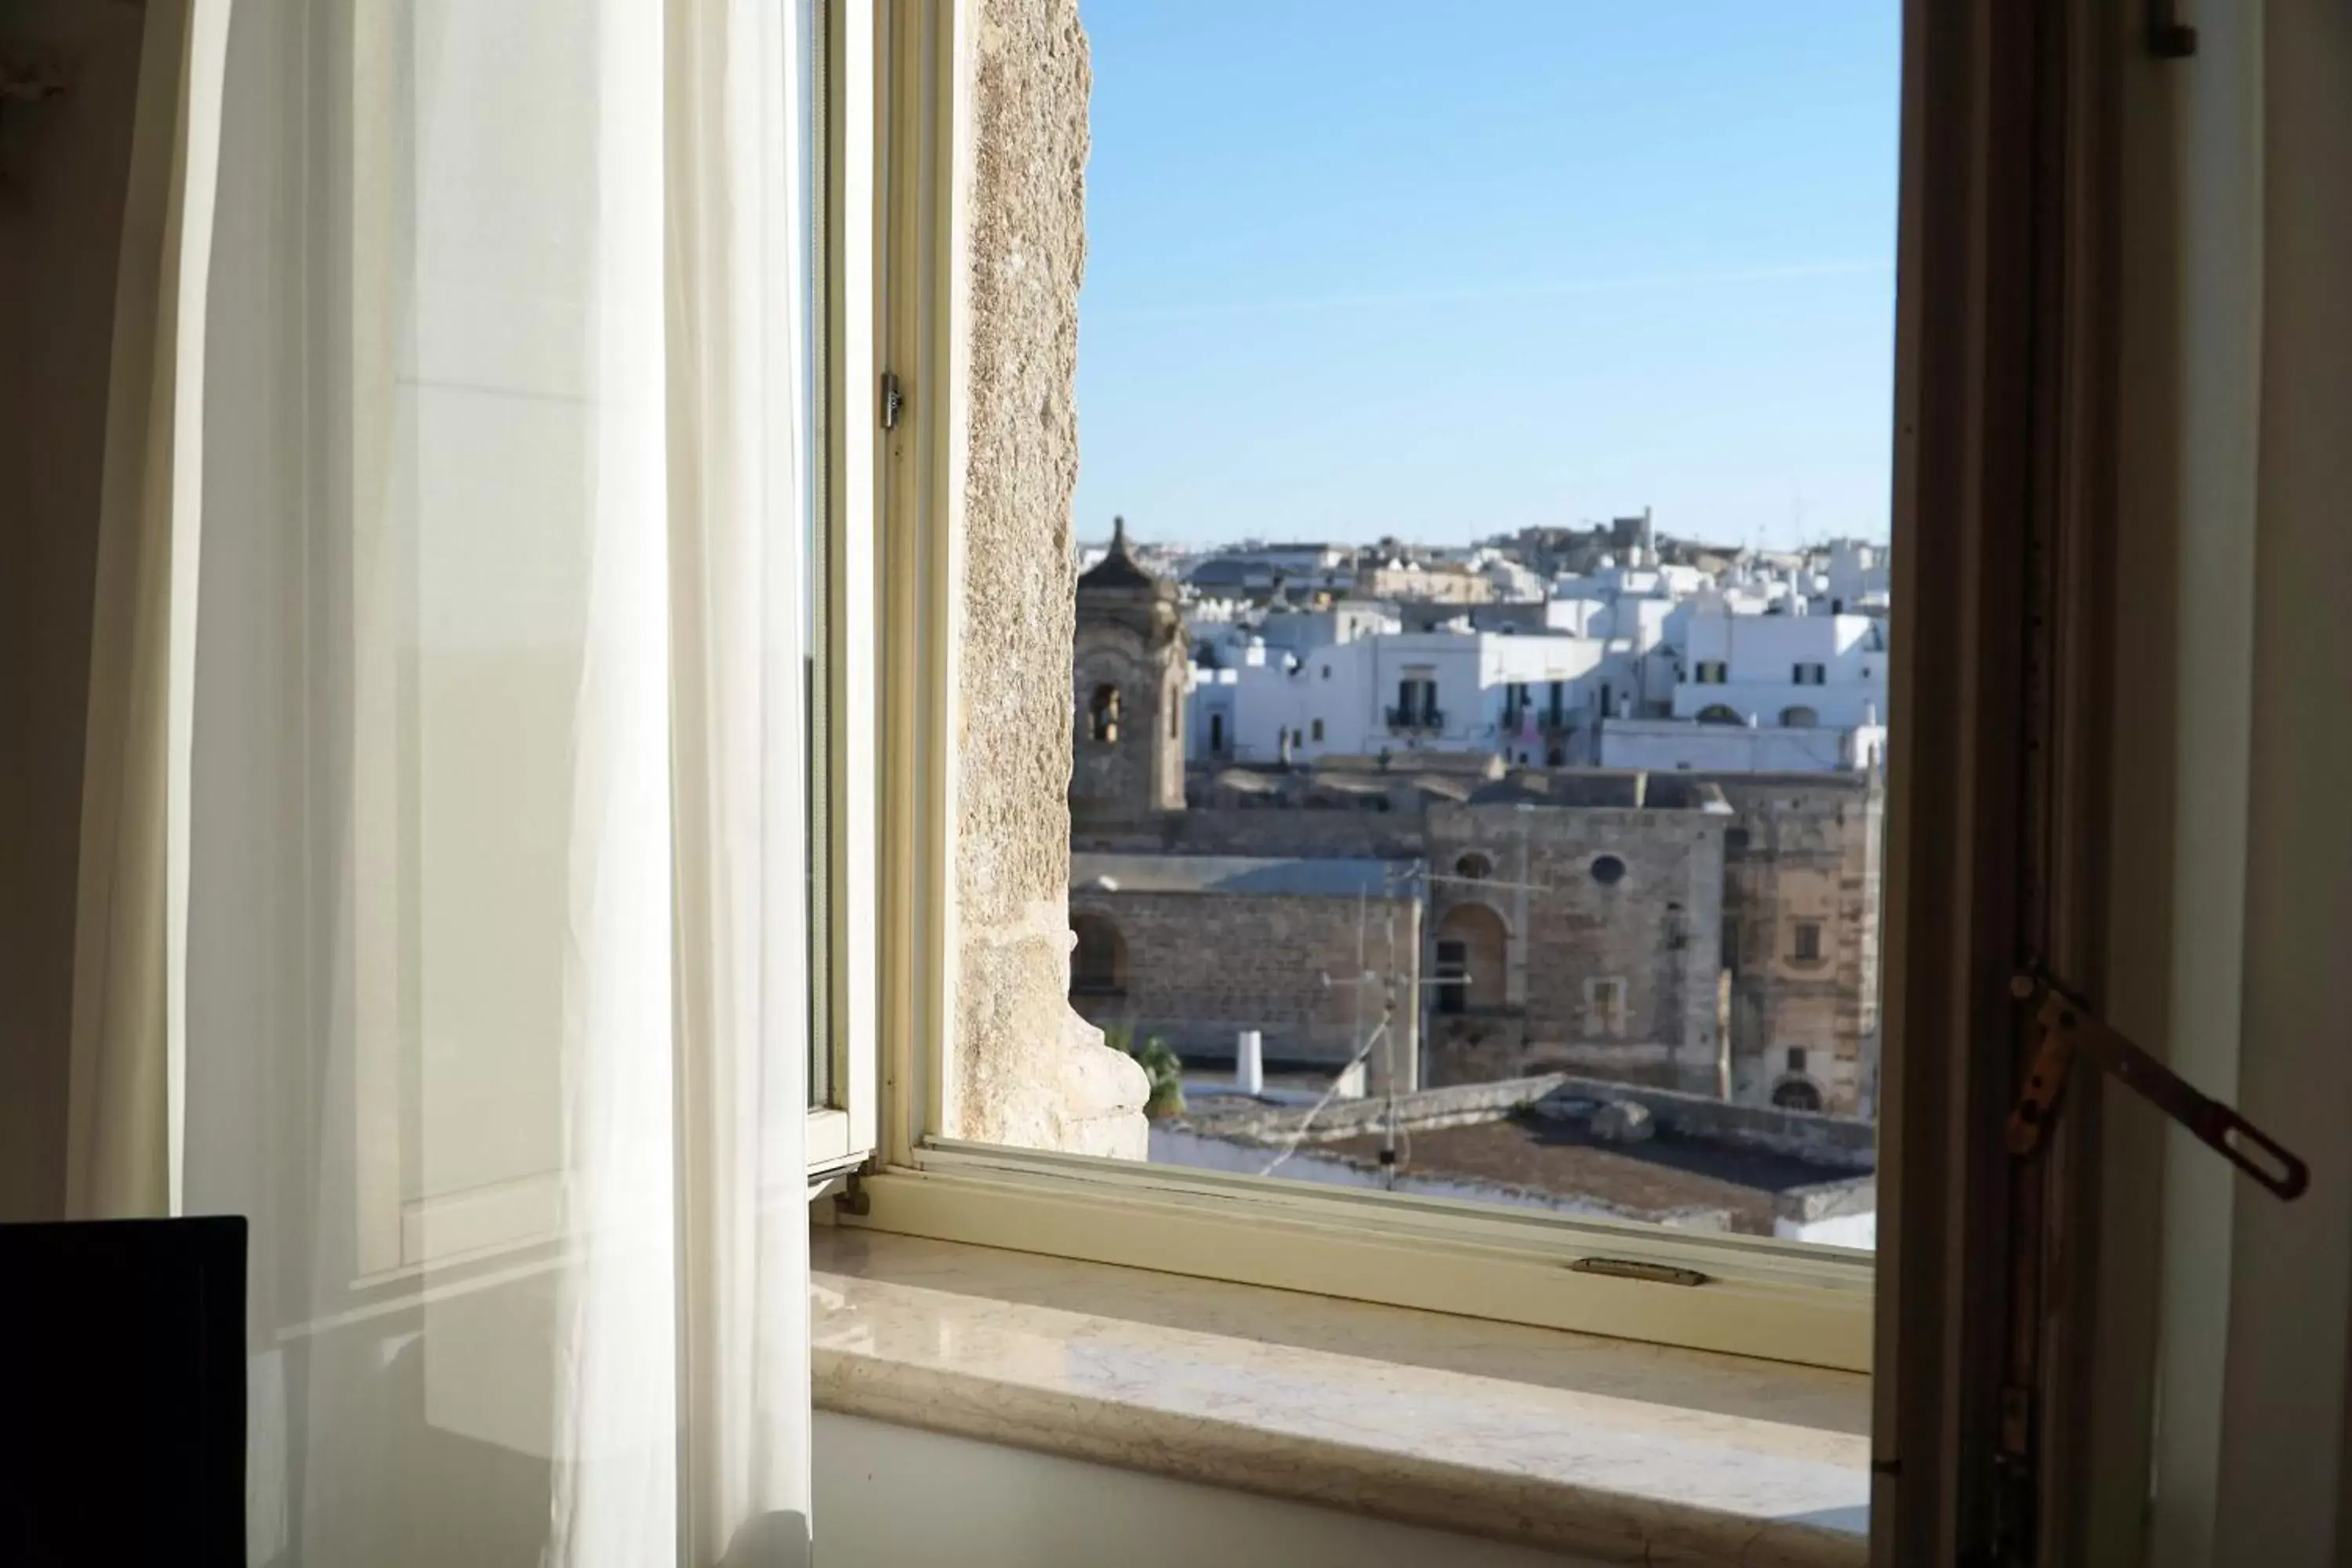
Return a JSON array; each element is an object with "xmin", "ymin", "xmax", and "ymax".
[{"xmin": 1067, "ymin": 530, "xmax": 1884, "ymax": 1116}]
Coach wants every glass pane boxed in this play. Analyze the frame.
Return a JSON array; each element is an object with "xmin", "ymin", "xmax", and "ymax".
[{"xmin": 1045, "ymin": 2, "xmax": 1896, "ymax": 1250}]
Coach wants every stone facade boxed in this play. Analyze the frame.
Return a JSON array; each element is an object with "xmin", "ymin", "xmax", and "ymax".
[
  {"xmin": 1715, "ymin": 776, "xmax": 1885, "ymax": 1114},
  {"xmin": 1421, "ymin": 800, "xmax": 1727, "ymax": 1095},
  {"xmin": 1068, "ymin": 874, "xmax": 1423, "ymax": 1090},
  {"xmin": 1066, "ymin": 718, "xmax": 1883, "ymax": 1113}
]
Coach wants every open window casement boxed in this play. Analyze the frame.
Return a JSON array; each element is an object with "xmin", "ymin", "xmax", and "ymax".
[{"xmin": 1877, "ymin": 2, "xmax": 2351, "ymax": 1564}]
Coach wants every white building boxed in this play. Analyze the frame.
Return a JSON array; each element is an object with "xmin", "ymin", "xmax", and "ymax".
[
  {"xmin": 1598, "ymin": 604, "xmax": 1889, "ymax": 773},
  {"xmin": 1819, "ymin": 539, "xmax": 1892, "ymax": 614},
  {"xmin": 1189, "ymin": 627, "xmax": 1612, "ymax": 767},
  {"xmin": 1182, "ymin": 545, "xmax": 1893, "ymax": 777}
]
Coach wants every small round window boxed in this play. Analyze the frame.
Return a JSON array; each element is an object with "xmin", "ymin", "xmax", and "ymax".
[
  {"xmin": 1590, "ymin": 854, "xmax": 1628, "ymax": 887},
  {"xmin": 1454, "ymin": 852, "xmax": 1493, "ymax": 880}
]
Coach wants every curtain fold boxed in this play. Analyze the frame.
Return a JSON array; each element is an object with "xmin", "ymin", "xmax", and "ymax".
[
  {"xmin": 662, "ymin": 0, "xmax": 816, "ymax": 1559},
  {"xmin": 67, "ymin": 0, "xmax": 230, "ymax": 1221},
  {"xmin": 70, "ymin": 2, "xmax": 817, "ymax": 1562}
]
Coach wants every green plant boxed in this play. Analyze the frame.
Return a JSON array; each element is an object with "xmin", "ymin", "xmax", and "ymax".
[{"xmin": 1107, "ymin": 1029, "xmax": 1184, "ymax": 1119}]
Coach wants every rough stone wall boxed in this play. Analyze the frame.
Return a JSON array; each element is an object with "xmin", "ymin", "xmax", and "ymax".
[
  {"xmin": 1073, "ymin": 805, "xmax": 1427, "ymax": 861},
  {"xmin": 1716, "ymin": 778, "xmax": 1885, "ymax": 1114},
  {"xmin": 1425, "ymin": 804, "xmax": 1726, "ymax": 1093},
  {"xmin": 953, "ymin": 0, "xmax": 1147, "ymax": 1156},
  {"xmin": 1051, "ymin": 764, "xmax": 1881, "ymax": 1113},
  {"xmin": 1067, "ymin": 887, "xmax": 1422, "ymax": 1087}
]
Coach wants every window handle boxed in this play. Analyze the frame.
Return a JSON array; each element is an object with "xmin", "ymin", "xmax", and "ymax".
[{"xmin": 2007, "ymin": 975, "xmax": 2307, "ymax": 1200}]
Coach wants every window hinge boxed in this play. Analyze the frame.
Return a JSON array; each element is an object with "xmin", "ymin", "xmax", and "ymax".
[
  {"xmin": 879, "ymin": 370, "xmax": 904, "ymax": 431},
  {"xmin": 2005, "ymin": 974, "xmax": 2307, "ymax": 1200}
]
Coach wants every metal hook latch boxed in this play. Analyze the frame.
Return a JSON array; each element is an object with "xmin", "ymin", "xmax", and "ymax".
[{"xmin": 2006, "ymin": 975, "xmax": 2308, "ymax": 1200}]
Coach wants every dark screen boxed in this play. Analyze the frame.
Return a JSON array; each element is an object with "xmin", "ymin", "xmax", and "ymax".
[{"xmin": 0, "ymin": 1216, "xmax": 246, "ymax": 1567}]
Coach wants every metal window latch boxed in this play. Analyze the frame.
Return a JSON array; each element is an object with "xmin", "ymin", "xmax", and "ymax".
[
  {"xmin": 879, "ymin": 371, "xmax": 904, "ymax": 431},
  {"xmin": 2006, "ymin": 974, "xmax": 2308, "ymax": 1200}
]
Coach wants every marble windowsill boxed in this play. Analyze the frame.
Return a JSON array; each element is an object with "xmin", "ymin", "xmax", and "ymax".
[{"xmin": 812, "ymin": 1228, "xmax": 1870, "ymax": 1566}]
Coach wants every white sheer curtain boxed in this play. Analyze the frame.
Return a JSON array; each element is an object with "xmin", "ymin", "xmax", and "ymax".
[{"xmin": 74, "ymin": 2, "xmax": 818, "ymax": 1563}]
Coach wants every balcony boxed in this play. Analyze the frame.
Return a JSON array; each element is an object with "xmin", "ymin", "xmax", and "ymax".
[
  {"xmin": 1504, "ymin": 708, "xmax": 1577, "ymax": 738},
  {"xmin": 1385, "ymin": 706, "xmax": 1445, "ymax": 732}
]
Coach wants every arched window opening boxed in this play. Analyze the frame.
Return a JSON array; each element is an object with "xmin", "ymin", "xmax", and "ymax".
[
  {"xmin": 1697, "ymin": 703, "xmax": 1743, "ymax": 725},
  {"xmin": 1780, "ymin": 705, "xmax": 1820, "ymax": 728},
  {"xmin": 1087, "ymin": 683, "xmax": 1121, "ymax": 743},
  {"xmin": 1070, "ymin": 915, "xmax": 1127, "ymax": 997},
  {"xmin": 1434, "ymin": 903, "xmax": 1509, "ymax": 1015},
  {"xmin": 1772, "ymin": 1078, "xmax": 1825, "ymax": 1112}
]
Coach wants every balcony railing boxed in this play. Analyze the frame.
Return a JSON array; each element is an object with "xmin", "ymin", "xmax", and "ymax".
[
  {"xmin": 1504, "ymin": 708, "xmax": 1577, "ymax": 736},
  {"xmin": 1385, "ymin": 706, "xmax": 1444, "ymax": 732}
]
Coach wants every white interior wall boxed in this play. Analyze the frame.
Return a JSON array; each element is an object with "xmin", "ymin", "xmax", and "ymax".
[{"xmin": 814, "ymin": 1413, "xmax": 1607, "ymax": 1568}]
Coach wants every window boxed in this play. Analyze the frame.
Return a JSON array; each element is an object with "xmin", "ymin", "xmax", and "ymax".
[
  {"xmin": 1087, "ymin": 682, "xmax": 1121, "ymax": 742},
  {"xmin": 1208, "ymin": 713, "xmax": 1225, "ymax": 754},
  {"xmin": 1434, "ymin": 939, "xmax": 1469, "ymax": 1014},
  {"xmin": 1787, "ymin": 1046, "xmax": 1808, "ymax": 1073},
  {"xmin": 832, "ymin": 0, "xmax": 1899, "ymax": 1378},
  {"xmin": 1792, "ymin": 920, "xmax": 1824, "ymax": 964},
  {"xmin": 1584, "ymin": 978, "xmax": 1628, "ymax": 1039},
  {"xmin": 1773, "ymin": 1080, "xmax": 1825, "ymax": 1112},
  {"xmin": 1780, "ymin": 705, "xmax": 1820, "ymax": 728},
  {"xmin": 1793, "ymin": 662, "xmax": 1827, "ymax": 685},
  {"xmin": 1391, "ymin": 675, "xmax": 1439, "ymax": 729},
  {"xmin": 1071, "ymin": 915, "xmax": 1127, "ymax": 997},
  {"xmin": 1696, "ymin": 702, "xmax": 1744, "ymax": 725}
]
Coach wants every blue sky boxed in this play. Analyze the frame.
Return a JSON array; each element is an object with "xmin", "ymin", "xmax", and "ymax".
[{"xmin": 1069, "ymin": 2, "xmax": 1901, "ymax": 550}]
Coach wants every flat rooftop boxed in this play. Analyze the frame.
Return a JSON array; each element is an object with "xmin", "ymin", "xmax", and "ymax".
[
  {"xmin": 1070, "ymin": 852, "xmax": 1415, "ymax": 898},
  {"xmin": 1323, "ymin": 1113, "xmax": 1844, "ymax": 1236}
]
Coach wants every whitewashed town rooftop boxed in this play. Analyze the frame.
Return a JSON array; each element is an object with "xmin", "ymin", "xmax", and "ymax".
[{"xmin": 1082, "ymin": 511, "xmax": 1892, "ymax": 779}]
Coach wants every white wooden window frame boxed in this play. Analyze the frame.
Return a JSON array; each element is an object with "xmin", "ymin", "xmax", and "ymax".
[
  {"xmin": 838, "ymin": 0, "xmax": 1879, "ymax": 1376},
  {"xmin": 808, "ymin": 0, "xmax": 882, "ymax": 1182}
]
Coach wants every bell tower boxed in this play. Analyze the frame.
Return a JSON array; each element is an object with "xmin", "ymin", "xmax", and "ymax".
[{"xmin": 1072, "ymin": 517, "xmax": 1186, "ymax": 823}]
